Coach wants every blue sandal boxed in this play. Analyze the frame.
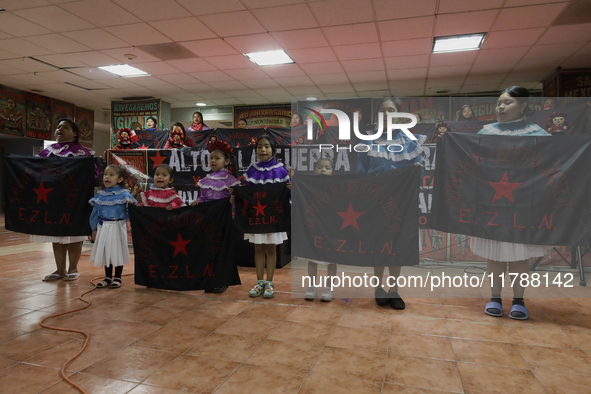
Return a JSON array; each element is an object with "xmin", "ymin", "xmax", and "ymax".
[
  {"xmin": 509, "ymin": 304, "xmax": 529, "ymax": 320},
  {"xmin": 485, "ymin": 301, "xmax": 503, "ymax": 317}
]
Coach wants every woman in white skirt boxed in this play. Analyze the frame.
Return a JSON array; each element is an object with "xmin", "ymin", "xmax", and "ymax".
[
  {"xmin": 33, "ymin": 119, "xmax": 98, "ymax": 282},
  {"xmin": 89, "ymin": 165, "xmax": 137, "ymax": 288},
  {"xmin": 242, "ymin": 136, "xmax": 291, "ymax": 299},
  {"xmin": 473, "ymin": 86, "xmax": 551, "ymax": 320}
]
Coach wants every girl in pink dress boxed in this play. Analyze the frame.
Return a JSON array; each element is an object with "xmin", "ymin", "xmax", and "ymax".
[{"xmin": 139, "ymin": 165, "xmax": 185, "ymax": 210}]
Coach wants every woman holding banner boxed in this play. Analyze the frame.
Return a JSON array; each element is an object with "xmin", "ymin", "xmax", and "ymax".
[
  {"xmin": 33, "ymin": 119, "xmax": 98, "ymax": 282},
  {"xmin": 356, "ymin": 97, "xmax": 426, "ymax": 309},
  {"xmin": 473, "ymin": 86, "xmax": 550, "ymax": 320}
]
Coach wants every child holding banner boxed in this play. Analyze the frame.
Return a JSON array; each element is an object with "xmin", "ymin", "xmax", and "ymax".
[
  {"xmin": 139, "ymin": 165, "xmax": 185, "ymax": 210},
  {"xmin": 304, "ymin": 158, "xmax": 338, "ymax": 302},
  {"xmin": 242, "ymin": 135, "xmax": 291, "ymax": 299},
  {"xmin": 89, "ymin": 165, "xmax": 137, "ymax": 288}
]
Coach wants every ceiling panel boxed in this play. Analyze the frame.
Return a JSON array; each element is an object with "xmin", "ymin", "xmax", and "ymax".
[
  {"xmin": 308, "ymin": 0, "xmax": 374, "ymax": 26},
  {"xmin": 0, "ymin": 38, "xmax": 55, "ymax": 57},
  {"xmin": 333, "ymin": 43, "xmax": 382, "ymax": 61},
  {"xmin": 0, "ymin": 0, "xmax": 52, "ymax": 11},
  {"xmin": 224, "ymin": 34, "xmax": 282, "ymax": 53},
  {"xmin": 341, "ymin": 59, "xmax": 384, "ymax": 73},
  {"xmin": 149, "ymin": 18, "xmax": 217, "ymax": 42},
  {"xmin": 347, "ymin": 70, "xmax": 387, "ymax": 83},
  {"xmin": 180, "ymin": 39, "xmax": 238, "ymax": 57},
  {"xmin": 299, "ymin": 62, "xmax": 344, "ymax": 75},
  {"xmin": 270, "ymin": 29, "xmax": 329, "ymax": 49},
  {"xmin": 387, "ymin": 68, "xmax": 428, "ymax": 80},
  {"xmin": 205, "ymin": 54, "xmax": 258, "ymax": 70},
  {"xmin": 260, "ymin": 64, "xmax": 305, "ymax": 78},
  {"xmin": 537, "ymin": 23, "xmax": 591, "ymax": 45},
  {"xmin": 288, "ymin": 47, "xmax": 337, "ymax": 63},
  {"xmin": 384, "ymin": 55, "xmax": 429, "ymax": 70},
  {"xmin": 492, "ymin": 3, "xmax": 568, "ymax": 31},
  {"xmin": 428, "ymin": 64, "xmax": 473, "ymax": 78},
  {"xmin": 111, "ymin": 0, "xmax": 189, "ymax": 22},
  {"xmin": 378, "ymin": 17, "xmax": 435, "ymax": 41},
  {"xmin": 105, "ymin": 24, "xmax": 172, "ymax": 45},
  {"xmin": 188, "ymin": 71, "xmax": 235, "ymax": 83},
  {"xmin": 374, "ymin": 0, "xmax": 436, "ymax": 20},
  {"xmin": 323, "ymin": 23, "xmax": 379, "ymax": 46},
  {"xmin": 434, "ymin": 10, "xmax": 497, "ymax": 36},
  {"xmin": 130, "ymin": 62, "xmax": 183, "ymax": 75},
  {"xmin": 251, "ymin": 4, "xmax": 318, "ymax": 31},
  {"xmin": 0, "ymin": 13, "xmax": 53, "ymax": 36},
  {"xmin": 199, "ymin": 11, "xmax": 266, "ymax": 37},
  {"xmin": 177, "ymin": 0, "xmax": 246, "ymax": 15},
  {"xmin": 438, "ymin": 0, "xmax": 504, "ymax": 13},
  {"xmin": 165, "ymin": 58, "xmax": 218, "ymax": 73},
  {"xmin": 523, "ymin": 42, "xmax": 586, "ymax": 60},
  {"xmin": 309, "ymin": 73, "xmax": 349, "ymax": 85},
  {"xmin": 242, "ymin": 79, "xmax": 281, "ymax": 88},
  {"xmin": 63, "ymin": 29, "xmax": 130, "ymax": 50},
  {"xmin": 60, "ymin": 0, "xmax": 141, "ymax": 27},
  {"xmin": 24, "ymin": 34, "xmax": 92, "ymax": 53},
  {"xmin": 382, "ymin": 39, "xmax": 431, "ymax": 57},
  {"xmin": 482, "ymin": 28, "xmax": 546, "ymax": 49},
  {"xmin": 273, "ymin": 75, "xmax": 313, "ymax": 87},
  {"xmin": 14, "ymin": 6, "xmax": 96, "ymax": 32}
]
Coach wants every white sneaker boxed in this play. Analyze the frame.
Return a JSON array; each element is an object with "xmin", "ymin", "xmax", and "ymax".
[
  {"xmin": 320, "ymin": 287, "xmax": 334, "ymax": 302},
  {"xmin": 304, "ymin": 286, "xmax": 317, "ymax": 300}
]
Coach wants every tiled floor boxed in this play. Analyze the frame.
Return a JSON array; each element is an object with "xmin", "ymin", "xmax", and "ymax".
[{"xmin": 2, "ymin": 224, "xmax": 591, "ymax": 393}]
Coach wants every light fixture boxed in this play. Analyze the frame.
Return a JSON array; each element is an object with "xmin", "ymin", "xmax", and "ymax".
[
  {"xmin": 306, "ymin": 97, "xmax": 317, "ymax": 101},
  {"xmin": 432, "ymin": 33, "xmax": 486, "ymax": 53},
  {"xmin": 244, "ymin": 50, "xmax": 294, "ymax": 66},
  {"xmin": 196, "ymin": 103, "xmax": 207, "ymax": 106},
  {"xmin": 97, "ymin": 64, "xmax": 149, "ymax": 77}
]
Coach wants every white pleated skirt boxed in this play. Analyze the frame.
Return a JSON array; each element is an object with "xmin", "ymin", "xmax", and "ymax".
[
  {"xmin": 244, "ymin": 232, "xmax": 288, "ymax": 245},
  {"xmin": 90, "ymin": 220, "xmax": 130, "ymax": 268},
  {"xmin": 30, "ymin": 235, "xmax": 87, "ymax": 244},
  {"xmin": 470, "ymin": 236, "xmax": 549, "ymax": 262}
]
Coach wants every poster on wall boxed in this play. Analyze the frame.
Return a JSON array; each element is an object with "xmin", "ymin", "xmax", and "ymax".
[
  {"xmin": 111, "ymin": 99, "xmax": 161, "ymax": 147},
  {"xmin": 0, "ymin": 85, "xmax": 26, "ymax": 137},
  {"xmin": 51, "ymin": 99, "xmax": 75, "ymax": 132},
  {"xmin": 233, "ymin": 104, "xmax": 291, "ymax": 129},
  {"xmin": 75, "ymin": 107, "xmax": 94, "ymax": 149},
  {"xmin": 25, "ymin": 92, "xmax": 52, "ymax": 140},
  {"xmin": 398, "ymin": 97, "xmax": 450, "ymax": 124}
]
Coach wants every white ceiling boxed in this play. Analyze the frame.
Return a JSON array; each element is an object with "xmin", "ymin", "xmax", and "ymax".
[{"xmin": 0, "ymin": 0, "xmax": 589, "ymax": 111}]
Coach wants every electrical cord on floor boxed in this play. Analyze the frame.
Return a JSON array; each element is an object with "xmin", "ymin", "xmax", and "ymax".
[{"xmin": 39, "ymin": 273, "xmax": 135, "ymax": 394}]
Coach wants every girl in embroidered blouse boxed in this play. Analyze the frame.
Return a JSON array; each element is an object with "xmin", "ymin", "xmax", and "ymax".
[
  {"xmin": 34, "ymin": 119, "xmax": 98, "ymax": 282},
  {"xmin": 139, "ymin": 165, "xmax": 185, "ymax": 210},
  {"xmin": 190, "ymin": 141, "xmax": 240, "ymax": 206},
  {"xmin": 242, "ymin": 136, "xmax": 291, "ymax": 299},
  {"xmin": 89, "ymin": 165, "xmax": 137, "ymax": 288}
]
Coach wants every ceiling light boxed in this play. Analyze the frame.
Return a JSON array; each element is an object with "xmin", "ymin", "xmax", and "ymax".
[
  {"xmin": 306, "ymin": 97, "xmax": 317, "ymax": 101},
  {"xmin": 244, "ymin": 50, "xmax": 294, "ymax": 66},
  {"xmin": 97, "ymin": 64, "xmax": 149, "ymax": 77},
  {"xmin": 432, "ymin": 33, "xmax": 486, "ymax": 53},
  {"xmin": 196, "ymin": 103, "xmax": 207, "ymax": 106}
]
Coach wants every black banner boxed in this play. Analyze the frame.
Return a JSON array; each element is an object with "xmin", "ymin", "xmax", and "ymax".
[
  {"xmin": 431, "ymin": 133, "xmax": 591, "ymax": 246},
  {"xmin": 129, "ymin": 201, "xmax": 240, "ymax": 291},
  {"xmin": 4, "ymin": 155, "xmax": 94, "ymax": 236},
  {"xmin": 133, "ymin": 129, "xmax": 169, "ymax": 149},
  {"xmin": 233, "ymin": 184, "xmax": 291, "ymax": 233},
  {"xmin": 292, "ymin": 166, "xmax": 421, "ymax": 267}
]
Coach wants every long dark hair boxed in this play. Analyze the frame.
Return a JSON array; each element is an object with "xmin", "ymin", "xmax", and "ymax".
[
  {"xmin": 170, "ymin": 122, "xmax": 186, "ymax": 142},
  {"xmin": 192, "ymin": 111, "xmax": 207, "ymax": 127},
  {"xmin": 257, "ymin": 134, "xmax": 276, "ymax": 156},
  {"xmin": 501, "ymin": 86, "xmax": 535, "ymax": 116},
  {"xmin": 456, "ymin": 104, "xmax": 476, "ymax": 121}
]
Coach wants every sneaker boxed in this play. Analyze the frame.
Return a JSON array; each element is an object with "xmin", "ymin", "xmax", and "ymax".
[
  {"xmin": 304, "ymin": 286, "xmax": 317, "ymax": 300},
  {"xmin": 249, "ymin": 280, "xmax": 265, "ymax": 298},
  {"xmin": 320, "ymin": 287, "xmax": 334, "ymax": 302},
  {"xmin": 263, "ymin": 281, "xmax": 275, "ymax": 299}
]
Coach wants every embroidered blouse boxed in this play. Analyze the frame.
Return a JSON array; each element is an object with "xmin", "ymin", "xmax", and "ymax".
[
  {"xmin": 356, "ymin": 131, "xmax": 427, "ymax": 173},
  {"xmin": 140, "ymin": 188, "xmax": 185, "ymax": 208},
  {"xmin": 244, "ymin": 158, "xmax": 290, "ymax": 185},
  {"xmin": 89, "ymin": 185, "xmax": 137, "ymax": 230},
  {"xmin": 477, "ymin": 118, "xmax": 550, "ymax": 136},
  {"xmin": 197, "ymin": 169, "xmax": 240, "ymax": 203}
]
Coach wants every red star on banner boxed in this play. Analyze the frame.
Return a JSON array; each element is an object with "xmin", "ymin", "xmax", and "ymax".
[
  {"xmin": 34, "ymin": 182, "xmax": 53, "ymax": 204},
  {"xmin": 236, "ymin": 143, "xmax": 240, "ymax": 147},
  {"xmin": 253, "ymin": 200, "xmax": 267, "ymax": 217},
  {"xmin": 488, "ymin": 171, "xmax": 523, "ymax": 204},
  {"xmin": 149, "ymin": 151, "xmax": 166, "ymax": 169},
  {"xmin": 138, "ymin": 143, "xmax": 148, "ymax": 149},
  {"xmin": 169, "ymin": 233, "xmax": 191, "ymax": 257},
  {"xmin": 336, "ymin": 203, "xmax": 365, "ymax": 231}
]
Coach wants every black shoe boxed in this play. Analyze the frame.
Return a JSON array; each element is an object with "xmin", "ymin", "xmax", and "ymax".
[
  {"xmin": 388, "ymin": 291, "xmax": 405, "ymax": 310},
  {"xmin": 204, "ymin": 289, "xmax": 214, "ymax": 293},
  {"xmin": 212, "ymin": 286, "xmax": 228, "ymax": 293},
  {"xmin": 375, "ymin": 288, "xmax": 389, "ymax": 306}
]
